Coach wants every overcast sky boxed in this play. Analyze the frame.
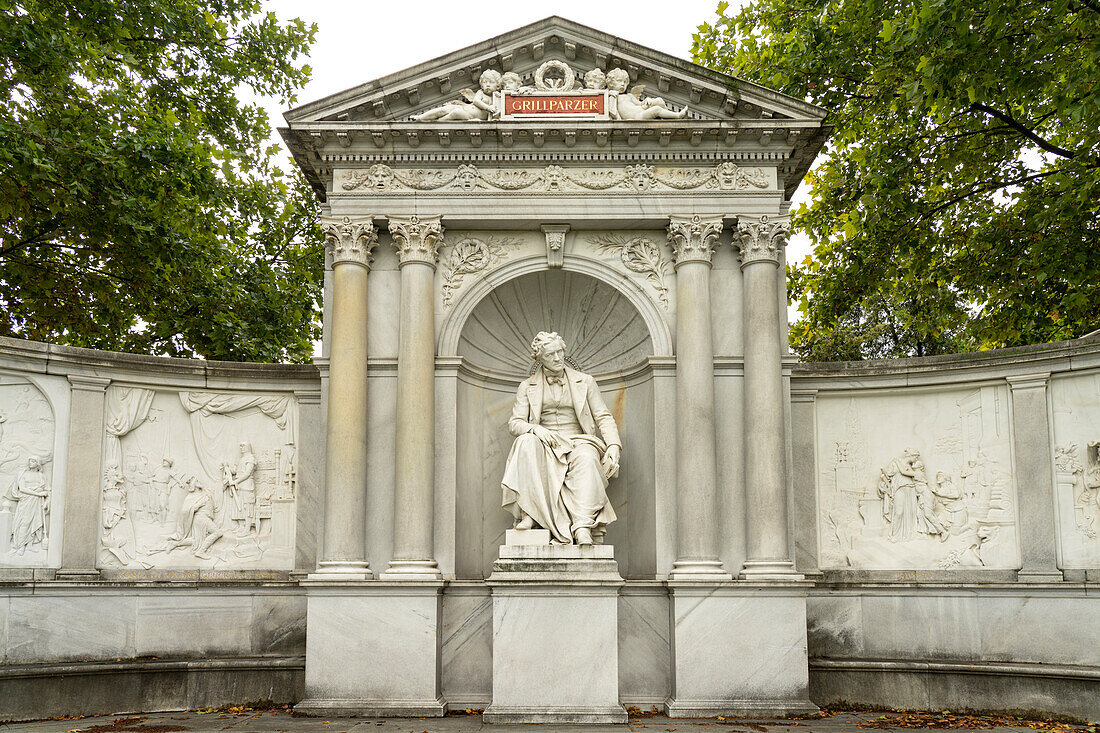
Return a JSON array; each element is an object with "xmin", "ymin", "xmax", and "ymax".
[{"xmin": 258, "ymin": 0, "xmax": 813, "ymax": 303}]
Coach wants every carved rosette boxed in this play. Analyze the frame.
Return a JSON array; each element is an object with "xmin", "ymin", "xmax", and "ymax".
[
  {"xmin": 389, "ymin": 215, "xmax": 444, "ymax": 267},
  {"xmin": 736, "ymin": 215, "xmax": 789, "ymax": 267},
  {"xmin": 320, "ymin": 215, "xmax": 378, "ymax": 269},
  {"xmin": 667, "ymin": 215, "xmax": 724, "ymax": 267}
]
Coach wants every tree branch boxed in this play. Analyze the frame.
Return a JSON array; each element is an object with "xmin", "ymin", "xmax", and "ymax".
[{"xmin": 968, "ymin": 103, "xmax": 1078, "ymax": 160}]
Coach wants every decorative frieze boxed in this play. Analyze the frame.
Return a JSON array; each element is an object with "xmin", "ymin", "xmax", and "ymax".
[
  {"xmin": 389, "ymin": 215, "xmax": 445, "ymax": 266},
  {"xmin": 736, "ymin": 214, "xmax": 789, "ymax": 266},
  {"xmin": 320, "ymin": 215, "xmax": 378, "ymax": 269},
  {"xmin": 337, "ymin": 162, "xmax": 772, "ymax": 194},
  {"xmin": 667, "ymin": 215, "xmax": 723, "ymax": 266}
]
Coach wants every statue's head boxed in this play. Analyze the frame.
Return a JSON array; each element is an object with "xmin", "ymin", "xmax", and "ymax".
[
  {"xmin": 530, "ymin": 331, "xmax": 567, "ymax": 375},
  {"xmin": 27, "ymin": 457, "xmax": 39, "ymax": 469},
  {"xmin": 479, "ymin": 69, "xmax": 503, "ymax": 93},
  {"xmin": 501, "ymin": 72, "xmax": 523, "ymax": 92},
  {"xmin": 583, "ymin": 68, "xmax": 606, "ymax": 90},
  {"xmin": 605, "ymin": 68, "xmax": 630, "ymax": 92},
  {"xmin": 240, "ymin": 441, "xmax": 252, "ymax": 454},
  {"xmin": 162, "ymin": 458, "xmax": 173, "ymax": 467}
]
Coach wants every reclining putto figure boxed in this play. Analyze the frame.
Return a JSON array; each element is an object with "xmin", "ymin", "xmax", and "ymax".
[{"xmin": 501, "ymin": 331, "xmax": 621, "ymax": 545}]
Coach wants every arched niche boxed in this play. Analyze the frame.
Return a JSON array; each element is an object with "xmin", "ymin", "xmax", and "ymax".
[{"xmin": 449, "ymin": 267, "xmax": 659, "ymax": 580}]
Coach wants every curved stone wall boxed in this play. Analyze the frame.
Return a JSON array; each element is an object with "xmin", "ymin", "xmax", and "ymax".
[{"xmin": 0, "ymin": 334, "xmax": 1097, "ymax": 721}]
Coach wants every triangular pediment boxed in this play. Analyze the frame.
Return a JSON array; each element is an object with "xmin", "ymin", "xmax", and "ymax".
[{"xmin": 283, "ymin": 16, "xmax": 826, "ymax": 126}]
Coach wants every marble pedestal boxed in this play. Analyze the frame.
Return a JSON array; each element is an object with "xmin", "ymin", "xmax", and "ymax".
[
  {"xmin": 483, "ymin": 540, "xmax": 627, "ymax": 724},
  {"xmin": 295, "ymin": 582, "xmax": 445, "ymax": 717},
  {"xmin": 666, "ymin": 582, "xmax": 817, "ymax": 717}
]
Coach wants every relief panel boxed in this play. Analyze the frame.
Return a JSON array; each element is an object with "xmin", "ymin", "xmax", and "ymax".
[
  {"xmin": 816, "ymin": 386, "xmax": 1019, "ymax": 570},
  {"xmin": 97, "ymin": 388, "xmax": 298, "ymax": 570},
  {"xmin": 1051, "ymin": 371, "xmax": 1100, "ymax": 568},
  {"xmin": 0, "ymin": 375, "xmax": 62, "ymax": 567}
]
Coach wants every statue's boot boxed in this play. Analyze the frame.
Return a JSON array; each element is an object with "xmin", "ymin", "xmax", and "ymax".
[
  {"xmin": 516, "ymin": 514, "xmax": 535, "ymax": 530},
  {"xmin": 574, "ymin": 527, "xmax": 593, "ymax": 545}
]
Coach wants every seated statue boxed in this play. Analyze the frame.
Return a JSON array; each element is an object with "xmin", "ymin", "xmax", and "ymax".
[{"xmin": 500, "ymin": 331, "xmax": 621, "ymax": 545}]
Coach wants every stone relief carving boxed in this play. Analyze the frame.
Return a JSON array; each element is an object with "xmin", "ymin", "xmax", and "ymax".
[
  {"xmin": 440, "ymin": 234, "xmax": 522, "ymax": 310},
  {"xmin": 410, "ymin": 62, "xmax": 690, "ymax": 121},
  {"xmin": 390, "ymin": 215, "xmax": 445, "ymax": 266},
  {"xmin": 817, "ymin": 386, "xmax": 1018, "ymax": 570},
  {"xmin": 500, "ymin": 332, "xmax": 621, "ymax": 545},
  {"xmin": 1050, "ymin": 372, "xmax": 1100, "ymax": 567},
  {"xmin": 0, "ymin": 377, "xmax": 55, "ymax": 565},
  {"xmin": 338, "ymin": 162, "xmax": 771, "ymax": 194},
  {"xmin": 320, "ymin": 215, "xmax": 378, "ymax": 268},
  {"xmin": 1056, "ymin": 443, "xmax": 1100, "ymax": 540},
  {"xmin": 413, "ymin": 69, "xmax": 502, "ymax": 121},
  {"xmin": 590, "ymin": 234, "xmax": 671, "ymax": 308},
  {"xmin": 667, "ymin": 215, "xmax": 723, "ymax": 265},
  {"xmin": 97, "ymin": 387, "xmax": 298, "ymax": 570},
  {"xmin": 737, "ymin": 215, "xmax": 789, "ymax": 265}
]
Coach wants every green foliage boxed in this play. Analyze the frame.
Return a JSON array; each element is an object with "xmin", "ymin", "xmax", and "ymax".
[
  {"xmin": 0, "ymin": 0, "xmax": 322, "ymax": 362},
  {"xmin": 694, "ymin": 0, "xmax": 1100, "ymax": 361}
]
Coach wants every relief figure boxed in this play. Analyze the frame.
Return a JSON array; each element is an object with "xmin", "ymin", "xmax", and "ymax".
[
  {"xmin": 9, "ymin": 457, "xmax": 50, "ymax": 554},
  {"xmin": 413, "ymin": 69, "xmax": 502, "ymax": 121}
]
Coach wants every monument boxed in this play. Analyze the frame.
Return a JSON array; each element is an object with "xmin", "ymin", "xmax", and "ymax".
[{"xmin": 0, "ymin": 15, "xmax": 1098, "ymax": 727}]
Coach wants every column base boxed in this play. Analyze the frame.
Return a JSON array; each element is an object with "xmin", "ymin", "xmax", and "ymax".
[
  {"xmin": 738, "ymin": 559, "xmax": 805, "ymax": 581},
  {"xmin": 294, "ymin": 697, "xmax": 445, "ymax": 718},
  {"xmin": 483, "ymin": 705, "xmax": 627, "ymax": 724},
  {"xmin": 1017, "ymin": 569, "xmax": 1064, "ymax": 583},
  {"xmin": 668, "ymin": 559, "xmax": 733, "ymax": 582},
  {"xmin": 301, "ymin": 582, "xmax": 443, "ymax": 715},
  {"xmin": 665, "ymin": 698, "xmax": 818, "ymax": 718},
  {"xmin": 306, "ymin": 560, "xmax": 373, "ymax": 581},
  {"xmin": 668, "ymin": 583, "xmax": 812, "ymax": 718},
  {"xmin": 379, "ymin": 559, "xmax": 442, "ymax": 580},
  {"xmin": 54, "ymin": 568, "xmax": 101, "ymax": 581}
]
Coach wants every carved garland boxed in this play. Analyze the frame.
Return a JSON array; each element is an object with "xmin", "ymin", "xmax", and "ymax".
[
  {"xmin": 440, "ymin": 235, "xmax": 522, "ymax": 310},
  {"xmin": 340, "ymin": 161, "xmax": 770, "ymax": 194},
  {"xmin": 590, "ymin": 234, "xmax": 671, "ymax": 309}
]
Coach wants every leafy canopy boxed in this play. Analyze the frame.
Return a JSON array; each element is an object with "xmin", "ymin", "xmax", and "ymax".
[
  {"xmin": 694, "ymin": 0, "xmax": 1100, "ymax": 360},
  {"xmin": 0, "ymin": 0, "xmax": 322, "ymax": 362}
]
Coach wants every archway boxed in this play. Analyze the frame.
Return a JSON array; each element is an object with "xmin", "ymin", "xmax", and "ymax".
[{"xmin": 450, "ymin": 268, "xmax": 659, "ymax": 579}]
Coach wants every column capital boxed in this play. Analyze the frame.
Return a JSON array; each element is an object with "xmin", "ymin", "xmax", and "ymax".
[
  {"xmin": 667, "ymin": 215, "xmax": 723, "ymax": 267},
  {"xmin": 389, "ymin": 215, "xmax": 444, "ymax": 267},
  {"xmin": 736, "ymin": 215, "xmax": 789, "ymax": 267},
  {"xmin": 321, "ymin": 215, "xmax": 378, "ymax": 269},
  {"xmin": 1006, "ymin": 372, "xmax": 1051, "ymax": 391}
]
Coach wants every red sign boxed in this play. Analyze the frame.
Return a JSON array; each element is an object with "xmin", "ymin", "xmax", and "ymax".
[{"xmin": 503, "ymin": 94, "xmax": 605, "ymax": 116}]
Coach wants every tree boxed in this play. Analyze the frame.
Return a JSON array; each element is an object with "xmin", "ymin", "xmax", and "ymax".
[
  {"xmin": 0, "ymin": 0, "xmax": 322, "ymax": 362},
  {"xmin": 693, "ymin": 0, "xmax": 1100, "ymax": 360}
]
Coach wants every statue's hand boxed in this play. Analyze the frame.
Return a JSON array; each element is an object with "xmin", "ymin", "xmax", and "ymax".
[
  {"xmin": 602, "ymin": 445, "xmax": 621, "ymax": 478},
  {"xmin": 531, "ymin": 425, "xmax": 555, "ymax": 446}
]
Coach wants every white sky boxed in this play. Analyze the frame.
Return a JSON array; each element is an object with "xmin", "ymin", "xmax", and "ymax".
[{"xmin": 258, "ymin": 0, "xmax": 814, "ymax": 311}]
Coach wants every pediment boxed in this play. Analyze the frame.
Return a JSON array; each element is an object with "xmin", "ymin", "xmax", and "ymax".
[{"xmin": 283, "ymin": 16, "xmax": 826, "ymax": 126}]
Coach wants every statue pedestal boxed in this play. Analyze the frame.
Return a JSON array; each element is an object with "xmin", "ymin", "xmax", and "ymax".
[
  {"xmin": 294, "ymin": 581, "xmax": 445, "ymax": 718},
  {"xmin": 483, "ymin": 542, "xmax": 626, "ymax": 724},
  {"xmin": 666, "ymin": 581, "xmax": 818, "ymax": 717}
]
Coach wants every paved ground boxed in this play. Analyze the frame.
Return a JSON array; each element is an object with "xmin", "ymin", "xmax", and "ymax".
[{"xmin": 1, "ymin": 709, "xmax": 1095, "ymax": 733}]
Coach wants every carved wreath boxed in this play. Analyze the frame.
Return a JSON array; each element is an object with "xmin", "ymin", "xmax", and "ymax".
[
  {"xmin": 440, "ymin": 235, "xmax": 522, "ymax": 310},
  {"xmin": 590, "ymin": 234, "xmax": 670, "ymax": 308}
]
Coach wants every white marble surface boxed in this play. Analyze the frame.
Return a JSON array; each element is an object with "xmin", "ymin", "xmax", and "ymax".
[
  {"xmin": 440, "ymin": 588, "xmax": 493, "ymax": 706},
  {"xmin": 5, "ymin": 594, "xmax": 138, "ymax": 663},
  {"xmin": 618, "ymin": 588, "xmax": 670, "ymax": 703},
  {"xmin": 1050, "ymin": 371, "xmax": 1100, "ymax": 568},
  {"xmin": 302, "ymin": 590, "xmax": 442, "ymax": 712},
  {"xmin": 0, "ymin": 373, "xmax": 68, "ymax": 568},
  {"xmin": 816, "ymin": 385, "xmax": 1020, "ymax": 570},
  {"xmin": 487, "ymin": 591, "xmax": 623, "ymax": 721},
  {"xmin": 135, "ymin": 596, "xmax": 253, "ymax": 657},
  {"xmin": 667, "ymin": 589, "xmax": 813, "ymax": 716}
]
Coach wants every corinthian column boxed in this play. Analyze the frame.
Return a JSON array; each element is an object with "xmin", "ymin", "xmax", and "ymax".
[
  {"xmin": 384, "ymin": 215, "xmax": 444, "ymax": 579},
  {"xmin": 737, "ymin": 215, "xmax": 800, "ymax": 579},
  {"xmin": 667, "ymin": 215, "xmax": 731, "ymax": 580},
  {"xmin": 313, "ymin": 216, "xmax": 377, "ymax": 579}
]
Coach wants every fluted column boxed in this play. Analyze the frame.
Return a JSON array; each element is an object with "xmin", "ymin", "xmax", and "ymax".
[
  {"xmin": 384, "ymin": 215, "xmax": 444, "ymax": 579},
  {"xmin": 737, "ymin": 216, "xmax": 800, "ymax": 579},
  {"xmin": 667, "ymin": 215, "xmax": 731, "ymax": 580},
  {"xmin": 312, "ymin": 215, "xmax": 377, "ymax": 580}
]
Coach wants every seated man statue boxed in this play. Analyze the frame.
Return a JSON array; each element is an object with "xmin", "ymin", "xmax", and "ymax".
[{"xmin": 501, "ymin": 331, "xmax": 621, "ymax": 545}]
